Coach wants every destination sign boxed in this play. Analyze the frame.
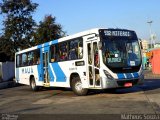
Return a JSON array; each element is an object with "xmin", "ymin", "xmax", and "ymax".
[{"xmin": 104, "ymin": 30, "xmax": 131, "ymax": 37}]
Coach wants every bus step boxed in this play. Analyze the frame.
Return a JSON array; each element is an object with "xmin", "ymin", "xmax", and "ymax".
[{"xmin": 43, "ymin": 83, "xmax": 50, "ymax": 87}]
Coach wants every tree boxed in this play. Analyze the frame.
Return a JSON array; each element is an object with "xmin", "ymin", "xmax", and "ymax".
[
  {"xmin": 34, "ymin": 15, "xmax": 66, "ymax": 45},
  {"xmin": 0, "ymin": 35, "xmax": 10, "ymax": 62},
  {"xmin": 0, "ymin": 0, "xmax": 38, "ymax": 61}
]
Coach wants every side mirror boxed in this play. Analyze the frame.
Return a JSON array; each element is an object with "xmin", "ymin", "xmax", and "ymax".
[
  {"xmin": 98, "ymin": 41, "xmax": 102, "ymax": 50},
  {"xmin": 138, "ymin": 39, "xmax": 143, "ymax": 50},
  {"xmin": 139, "ymin": 41, "xmax": 143, "ymax": 50}
]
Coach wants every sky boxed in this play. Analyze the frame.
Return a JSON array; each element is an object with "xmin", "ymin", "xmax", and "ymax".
[{"xmin": 0, "ymin": 0, "xmax": 160, "ymax": 42}]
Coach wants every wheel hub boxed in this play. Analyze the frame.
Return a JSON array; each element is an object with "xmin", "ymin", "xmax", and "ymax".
[{"xmin": 75, "ymin": 82, "xmax": 82, "ymax": 91}]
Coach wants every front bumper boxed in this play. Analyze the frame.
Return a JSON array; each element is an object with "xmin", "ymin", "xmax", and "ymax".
[{"xmin": 102, "ymin": 73, "xmax": 144, "ymax": 89}]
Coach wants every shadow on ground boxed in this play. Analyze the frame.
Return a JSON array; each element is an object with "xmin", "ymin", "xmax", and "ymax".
[
  {"xmin": 14, "ymin": 78, "xmax": 160, "ymax": 96},
  {"xmin": 104, "ymin": 79, "xmax": 160, "ymax": 95}
]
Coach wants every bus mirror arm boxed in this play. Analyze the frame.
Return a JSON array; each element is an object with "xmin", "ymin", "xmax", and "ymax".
[
  {"xmin": 139, "ymin": 40, "xmax": 143, "ymax": 49},
  {"xmin": 98, "ymin": 41, "xmax": 102, "ymax": 50},
  {"xmin": 140, "ymin": 42, "xmax": 143, "ymax": 49}
]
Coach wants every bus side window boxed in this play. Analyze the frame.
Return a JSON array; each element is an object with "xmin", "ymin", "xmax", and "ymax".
[
  {"xmin": 50, "ymin": 44, "xmax": 60, "ymax": 62},
  {"xmin": 22, "ymin": 53, "xmax": 28, "ymax": 66},
  {"xmin": 60, "ymin": 42, "xmax": 68, "ymax": 61},
  {"xmin": 69, "ymin": 40, "xmax": 77, "ymax": 60},
  {"xmin": 34, "ymin": 49, "xmax": 40, "ymax": 64},
  {"xmin": 78, "ymin": 40, "xmax": 83, "ymax": 59},
  {"xmin": 93, "ymin": 42, "xmax": 99, "ymax": 67},
  {"xmin": 55, "ymin": 45, "xmax": 60, "ymax": 62},
  {"xmin": 19, "ymin": 54, "xmax": 22, "ymax": 67},
  {"xmin": 28, "ymin": 52, "xmax": 33, "ymax": 65},
  {"xmin": 50, "ymin": 45, "xmax": 55, "ymax": 62},
  {"xmin": 16, "ymin": 55, "xmax": 20, "ymax": 67},
  {"xmin": 59, "ymin": 44, "xmax": 64, "ymax": 61},
  {"xmin": 87, "ymin": 43, "xmax": 92, "ymax": 64}
]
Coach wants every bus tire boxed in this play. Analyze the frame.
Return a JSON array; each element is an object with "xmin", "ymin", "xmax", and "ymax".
[
  {"xmin": 30, "ymin": 77, "xmax": 39, "ymax": 91},
  {"xmin": 71, "ymin": 77, "xmax": 88, "ymax": 96}
]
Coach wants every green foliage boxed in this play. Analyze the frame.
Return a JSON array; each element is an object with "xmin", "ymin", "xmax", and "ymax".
[
  {"xmin": 33, "ymin": 15, "xmax": 66, "ymax": 45},
  {"xmin": 0, "ymin": 0, "xmax": 66, "ymax": 61},
  {"xmin": 0, "ymin": 35, "xmax": 10, "ymax": 62},
  {"xmin": 0, "ymin": 0, "xmax": 38, "ymax": 61}
]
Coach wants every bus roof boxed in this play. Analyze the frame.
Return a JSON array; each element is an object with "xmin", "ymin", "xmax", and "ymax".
[{"xmin": 15, "ymin": 28, "xmax": 134, "ymax": 54}]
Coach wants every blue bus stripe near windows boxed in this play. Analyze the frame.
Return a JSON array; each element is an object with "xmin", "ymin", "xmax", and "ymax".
[
  {"xmin": 38, "ymin": 44, "xmax": 42, "ymax": 49},
  {"xmin": 52, "ymin": 40, "xmax": 58, "ymax": 44},
  {"xmin": 117, "ymin": 74, "xmax": 125, "ymax": 79},
  {"xmin": 133, "ymin": 72, "xmax": 139, "ymax": 78}
]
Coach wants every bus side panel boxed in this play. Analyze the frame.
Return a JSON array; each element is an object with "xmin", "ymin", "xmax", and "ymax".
[
  {"xmin": 48, "ymin": 62, "xmax": 69, "ymax": 87},
  {"xmin": 36, "ymin": 63, "xmax": 44, "ymax": 86},
  {"xmin": 48, "ymin": 61, "xmax": 88, "ymax": 88},
  {"xmin": 16, "ymin": 65, "xmax": 41, "ymax": 86}
]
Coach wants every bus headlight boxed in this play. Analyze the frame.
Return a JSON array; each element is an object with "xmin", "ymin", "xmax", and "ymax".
[{"xmin": 103, "ymin": 70, "xmax": 114, "ymax": 80}]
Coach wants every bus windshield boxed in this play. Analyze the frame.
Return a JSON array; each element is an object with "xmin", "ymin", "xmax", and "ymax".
[{"xmin": 99, "ymin": 29, "xmax": 141, "ymax": 73}]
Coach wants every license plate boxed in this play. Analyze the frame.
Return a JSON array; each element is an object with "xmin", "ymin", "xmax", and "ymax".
[{"xmin": 124, "ymin": 83, "xmax": 132, "ymax": 87}]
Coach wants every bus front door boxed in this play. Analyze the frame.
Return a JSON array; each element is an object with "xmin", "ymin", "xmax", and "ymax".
[
  {"xmin": 43, "ymin": 51, "xmax": 50, "ymax": 87},
  {"xmin": 87, "ymin": 41, "xmax": 101, "ymax": 88}
]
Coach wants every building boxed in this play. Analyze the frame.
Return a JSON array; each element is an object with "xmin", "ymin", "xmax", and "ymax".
[
  {"xmin": 141, "ymin": 39, "xmax": 149, "ymax": 50},
  {"xmin": 154, "ymin": 43, "xmax": 160, "ymax": 48}
]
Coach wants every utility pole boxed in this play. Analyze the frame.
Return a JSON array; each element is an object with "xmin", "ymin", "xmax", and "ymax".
[{"xmin": 147, "ymin": 21, "xmax": 153, "ymax": 48}]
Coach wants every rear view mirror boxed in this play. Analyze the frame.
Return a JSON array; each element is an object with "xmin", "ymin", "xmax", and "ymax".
[
  {"xmin": 139, "ymin": 39, "xmax": 143, "ymax": 49},
  {"xmin": 98, "ymin": 41, "xmax": 102, "ymax": 50}
]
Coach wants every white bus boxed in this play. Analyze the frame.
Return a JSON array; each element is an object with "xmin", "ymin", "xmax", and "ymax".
[{"xmin": 15, "ymin": 28, "xmax": 144, "ymax": 95}]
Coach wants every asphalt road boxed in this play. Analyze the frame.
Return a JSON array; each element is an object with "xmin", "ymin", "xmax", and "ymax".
[{"xmin": 0, "ymin": 77, "xmax": 160, "ymax": 120}]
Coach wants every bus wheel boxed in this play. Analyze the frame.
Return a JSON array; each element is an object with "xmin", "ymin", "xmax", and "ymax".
[
  {"xmin": 30, "ymin": 77, "xmax": 39, "ymax": 91},
  {"xmin": 71, "ymin": 77, "xmax": 88, "ymax": 96}
]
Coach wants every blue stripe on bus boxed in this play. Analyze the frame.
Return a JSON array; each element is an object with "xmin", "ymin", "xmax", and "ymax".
[
  {"xmin": 37, "ymin": 39, "xmax": 58, "ymax": 49},
  {"xmin": 125, "ymin": 73, "xmax": 132, "ymax": 79},
  {"xmin": 43, "ymin": 42, "xmax": 50, "ymax": 50},
  {"xmin": 117, "ymin": 72, "xmax": 139, "ymax": 79},
  {"xmin": 36, "ymin": 39, "xmax": 59, "ymax": 82},
  {"xmin": 133, "ymin": 72, "xmax": 139, "ymax": 78},
  {"xmin": 37, "ymin": 44, "xmax": 42, "ymax": 49},
  {"xmin": 37, "ymin": 64, "xmax": 43, "ymax": 81},
  {"xmin": 48, "ymin": 64, "xmax": 55, "ymax": 82},
  {"xmin": 52, "ymin": 39, "xmax": 58, "ymax": 44},
  {"xmin": 117, "ymin": 74, "xmax": 125, "ymax": 79},
  {"xmin": 52, "ymin": 63, "xmax": 66, "ymax": 82}
]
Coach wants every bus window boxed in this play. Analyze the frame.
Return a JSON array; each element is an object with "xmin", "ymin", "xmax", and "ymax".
[
  {"xmin": 69, "ymin": 40, "xmax": 77, "ymax": 60},
  {"xmin": 78, "ymin": 40, "xmax": 83, "ymax": 59},
  {"xmin": 87, "ymin": 43, "xmax": 92, "ymax": 64},
  {"xmin": 19, "ymin": 54, "xmax": 22, "ymax": 67},
  {"xmin": 51, "ymin": 45, "xmax": 61, "ymax": 62},
  {"xmin": 59, "ymin": 42, "xmax": 68, "ymax": 61},
  {"xmin": 50, "ymin": 45, "xmax": 55, "ymax": 62},
  {"xmin": 34, "ymin": 49, "xmax": 40, "ymax": 64},
  {"xmin": 28, "ymin": 52, "xmax": 34, "ymax": 65},
  {"xmin": 55, "ymin": 45, "xmax": 60, "ymax": 62},
  {"xmin": 16, "ymin": 55, "xmax": 22, "ymax": 67},
  {"xmin": 93, "ymin": 42, "xmax": 99, "ymax": 68},
  {"xmin": 93, "ymin": 42, "xmax": 100, "ymax": 85},
  {"xmin": 89, "ymin": 66, "xmax": 93, "ymax": 85},
  {"xmin": 22, "ymin": 53, "xmax": 28, "ymax": 66}
]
